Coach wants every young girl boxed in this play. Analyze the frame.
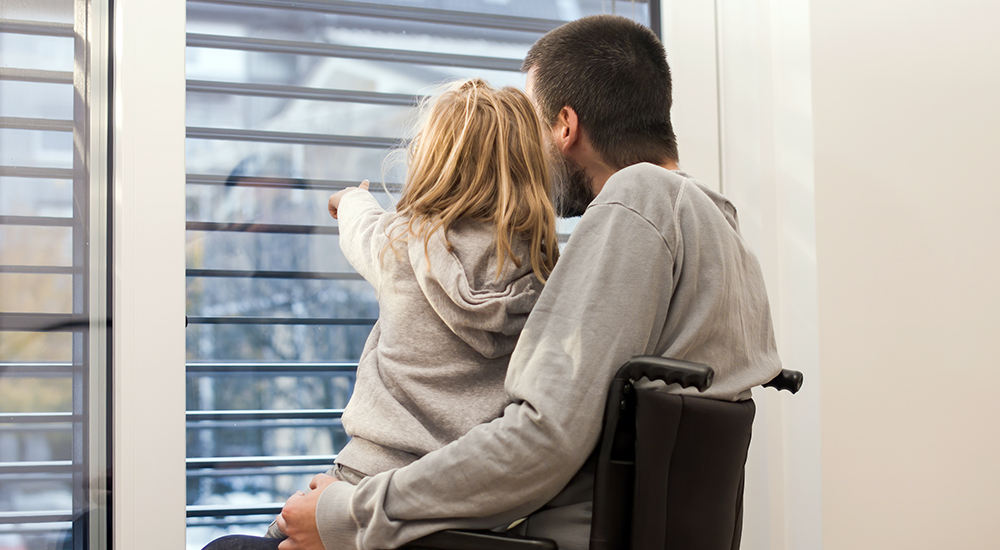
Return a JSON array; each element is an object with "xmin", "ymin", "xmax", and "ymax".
[{"xmin": 258, "ymin": 78, "xmax": 559, "ymax": 541}]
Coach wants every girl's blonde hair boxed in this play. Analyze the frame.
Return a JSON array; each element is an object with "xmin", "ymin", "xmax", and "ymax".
[{"xmin": 392, "ymin": 78, "xmax": 559, "ymax": 282}]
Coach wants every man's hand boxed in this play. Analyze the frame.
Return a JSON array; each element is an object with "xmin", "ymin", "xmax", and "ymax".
[
  {"xmin": 328, "ymin": 180, "xmax": 370, "ymax": 219},
  {"xmin": 276, "ymin": 474, "xmax": 338, "ymax": 550}
]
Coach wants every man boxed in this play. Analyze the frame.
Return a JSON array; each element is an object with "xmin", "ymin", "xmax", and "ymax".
[{"xmin": 275, "ymin": 14, "xmax": 781, "ymax": 550}]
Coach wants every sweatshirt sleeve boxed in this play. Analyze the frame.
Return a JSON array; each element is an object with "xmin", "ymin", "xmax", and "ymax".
[
  {"xmin": 315, "ymin": 202, "xmax": 675, "ymax": 550},
  {"xmin": 337, "ymin": 189, "xmax": 389, "ymax": 294}
]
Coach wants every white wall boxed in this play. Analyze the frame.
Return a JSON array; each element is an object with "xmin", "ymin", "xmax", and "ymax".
[
  {"xmin": 667, "ymin": 0, "xmax": 723, "ymax": 192},
  {"xmin": 811, "ymin": 1, "xmax": 1000, "ymax": 547},
  {"xmin": 679, "ymin": 0, "xmax": 1000, "ymax": 548}
]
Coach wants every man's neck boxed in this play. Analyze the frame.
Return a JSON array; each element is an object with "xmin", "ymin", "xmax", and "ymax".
[{"xmin": 591, "ymin": 159, "xmax": 681, "ymax": 196}]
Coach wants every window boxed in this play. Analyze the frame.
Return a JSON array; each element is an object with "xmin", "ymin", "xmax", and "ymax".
[
  {"xmin": 0, "ymin": 1, "xmax": 110, "ymax": 549},
  {"xmin": 183, "ymin": 1, "xmax": 657, "ymax": 547}
]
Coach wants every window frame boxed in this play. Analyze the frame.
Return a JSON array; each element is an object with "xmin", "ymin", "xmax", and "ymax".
[{"xmin": 110, "ymin": 0, "xmax": 187, "ymax": 549}]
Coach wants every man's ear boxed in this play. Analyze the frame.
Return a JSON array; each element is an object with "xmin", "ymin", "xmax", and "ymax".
[{"xmin": 551, "ymin": 106, "xmax": 581, "ymax": 154}]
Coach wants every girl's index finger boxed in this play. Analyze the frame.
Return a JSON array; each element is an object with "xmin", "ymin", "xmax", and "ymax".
[{"xmin": 359, "ymin": 179, "xmax": 370, "ymax": 191}]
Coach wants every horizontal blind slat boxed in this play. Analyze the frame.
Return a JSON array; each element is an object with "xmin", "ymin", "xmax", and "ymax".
[
  {"xmin": 186, "ymin": 33, "xmax": 524, "ymax": 72},
  {"xmin": 0, "ymin": 117, "xmax": 74, "ymax": 132},
  {"xmin": 0, "ymin": 266, "xmax": 77, "ymax": 275},
  {"xmin": 186, "ymin": 454, "xmax": 338, "ymax": 468},
  {"xmin": 0, "ymin": 166, "xmax": 75, "ymax": 179},
  {"xmin": 0, "ymin": 412, "xmax": 79, "ymax": 423},
  {"xmin": 0, "ymin": 19, "xmax": 74, "ymax": 38},
  {"xmin": 186, "ymin": 504, "xmax": 282, "ymax": 517},
  {"xmin": 188, "ymin": 0, "xmax": 568, "ymax": 33},
  {"xmin": 186, "ymin": 316, "xmax": 376, "ymax": 326},
  {"xmin": 186, "ymin": 126, "xmax": 402, "ymax": 148},
  {"xmin": 186, "ymin": 269, "xmax": 364, "ymax": 281},
  {"xmin": 0, "ymin": 215, "xmax": 74, "ymax": 227},
  {"xmin": 0, "ymin": 460, "xmax": 76, "ymax": 474},
  {"xmin": 0, "ymin": 313, "xmax": 89, "ymax": 332},
  {"xmin": 185, "ymin": 221, "xmax": 337, "ymax": 235},
  {"xmin": 188, "ymin": 409, "xmax": 343, "ymax": 420},
  {"xmin": 185, "ymin": 363, "xmax": 358, "ymax": 378},
  {"xmin": 187, "ymin": 79, "xmax": 420, "ymax": 106},
  {"xmin": 0, "ymin": 67, "xmax": 74, "ymax": 84},
  {"xmin": 186, "ymin": 173, "xmax": 402, "ymax": 191},
  {"xmin": 0, "ymin": 511, "xmax": 75, "ymax": 525}
]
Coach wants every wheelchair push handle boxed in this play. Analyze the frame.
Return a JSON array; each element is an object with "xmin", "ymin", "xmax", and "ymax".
[
  {"xmin": 620, "ymin": 356, "xmax": 805, "ymax": 394},
  {"xmin": 618, "ymin": 356, "xmax": 715, "ymax": 392},
  {"xmin": 763, "ymin": 369, "xmax": 803, "ymax": 394}
]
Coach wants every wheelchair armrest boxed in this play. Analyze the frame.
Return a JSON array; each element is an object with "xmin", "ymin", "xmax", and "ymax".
[
  {"xmin": 618, "ymin": 356, "xmax": 715, "ymax": 392},
  {"xmin": 762, "ymin": 369, "xmax": 804, "ymax": 394},
  {"xmin": 405, "ymin": 529, "xmax": 557, "ymax": 550}
]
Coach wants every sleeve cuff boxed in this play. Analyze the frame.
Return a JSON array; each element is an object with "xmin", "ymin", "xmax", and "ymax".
[
  {"xmin": 316, "ymin": 480, "xmax": 361, "ymax": 550},
  {"xmin": 339, "ymin": 187, "xmax": 378, "ymax": 213}
]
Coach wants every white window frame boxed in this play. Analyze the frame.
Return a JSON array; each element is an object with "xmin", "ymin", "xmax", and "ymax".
[{"xmin": 111, "ymin": 0, "xmax": 187, "ymax": 549}]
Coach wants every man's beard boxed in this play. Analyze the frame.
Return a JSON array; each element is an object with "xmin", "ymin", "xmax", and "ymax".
[{"xmin": 548, "ymin": 143, "xmax": 595, "ymax": 218}]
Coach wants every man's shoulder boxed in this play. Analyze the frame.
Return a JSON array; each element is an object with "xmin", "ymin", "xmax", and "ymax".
[
  {"xmin": 589, "ymin": 163, "xmax": 695, "ymax": 229},
  {"xmin": 588, "ymin": 163, "xmax": 739, "ymax": 238}
]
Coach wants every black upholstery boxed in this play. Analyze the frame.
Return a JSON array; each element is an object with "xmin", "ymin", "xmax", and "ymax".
[{"xmin": 631, "ymin": 392, "xmax": 754, "ymax": 550}]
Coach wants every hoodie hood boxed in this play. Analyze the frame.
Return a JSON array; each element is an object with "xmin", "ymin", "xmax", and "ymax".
[{"xmin": 407, "ymin": 220, "xmax": 542, "ymax": 359}]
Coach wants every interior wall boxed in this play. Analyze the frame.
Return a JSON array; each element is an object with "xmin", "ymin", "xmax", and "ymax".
[
  {"xmin": 667, "ymin": 0, "xmax": 722, "ymax": 191},
  {"xmin": 811, "ymin": 0, "xmax": 1000, "ymax": 547}
]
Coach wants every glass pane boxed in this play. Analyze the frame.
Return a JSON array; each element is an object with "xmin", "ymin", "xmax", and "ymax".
[
  {"xmin": 0, "ymin": 226, "xmax": 73, "ymax": 266},
  {"xmin": 186, "ymin": 324, "xmax": 372, "ymax": 362},
  {"xmin": 0, "ymin": 0, "xmax": 74, "ymax": 23},
  {"xmin": 0, "ymin": 376, "xmax": 73, "ymax": 413},
  {"xmin": 186, "ymin": 423, "xmax": 346, "ymax": 460},
  {"xmin": 186, "ymin": 232, "xmax": 351, "ymax": 273},
  {"xmin": 0, "ymin": 34, "xmax": 74, "ymax": 72},
  {"xmin": 186, "ymin": 94, "xmax": 414, "ymax": 138},
  {"xmin": 185, "ymin": 140, "xmax": 398, "ymax": 183},
  {"xmin": 0, "ymin": 0, "xmax": 109, "ymax": 548},
  {"xmin": 0, "ymin": 129, "xmax": 74, "ymax": 169},
  {"xmin": 186, "ymin": 372, "xmax": 355, "ymax": 411},
  {"xmin": 0, "ymin": 274, "xmax": 73, "ymax": 313},
  {"xmin": 0, "ymin": 177, "xmax": 74, "ymax": 218},
  {"xmin": 187, "ymin": 278, "xmax": 377, "ymax": 318},
  {"xmin": 0, "ymin": 332, "xmax": 73, "ymax": 362},
  {"xmin": 185, "ymin": 186, "xmax": 395, "ymax": 226},
  {"xmin": 0, "ymin": 423, "xmax": 73, "ymax": 461},
  {"xmin": 0, "ymin": 82, "xmax": 75, "ymax": 120},
  {"xmin": 186, "ymin": 471, "xmax": 325, "ymax": 504}
]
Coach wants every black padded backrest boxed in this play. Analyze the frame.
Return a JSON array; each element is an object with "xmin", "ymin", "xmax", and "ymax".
[{"xmin": 631, "ymin": 390, "xmax": 755, "ymax": 550}]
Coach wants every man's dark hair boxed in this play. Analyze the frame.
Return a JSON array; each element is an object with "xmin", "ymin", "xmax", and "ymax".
[{"xmin": 523, "ymin": 15, "xmax": 678, "ymax": 167}]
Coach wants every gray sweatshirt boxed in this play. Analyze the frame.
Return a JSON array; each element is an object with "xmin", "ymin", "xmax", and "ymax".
[
  {"xmin": 314, "ymin": 164, "xmax": 782, "ymax": 550},
  {"xmin": 333, "ymin": 189, "xmax": 544, "ymax": 476}
]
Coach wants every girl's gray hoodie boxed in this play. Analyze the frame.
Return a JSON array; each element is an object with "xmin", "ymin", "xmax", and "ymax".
[{"xmin": 331, "ymin": 188, "xmax": 543, "ymax": 477}]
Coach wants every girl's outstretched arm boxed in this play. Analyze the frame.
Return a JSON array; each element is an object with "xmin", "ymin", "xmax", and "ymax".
[{"xmin": 334, "ymin": 182, "xmax": 389, "ymax": 294}]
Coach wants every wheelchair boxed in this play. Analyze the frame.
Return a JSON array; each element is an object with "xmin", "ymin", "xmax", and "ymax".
[{"xmin": 405, "ymin": 356, "xmax": 803, "ymax": 550}]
